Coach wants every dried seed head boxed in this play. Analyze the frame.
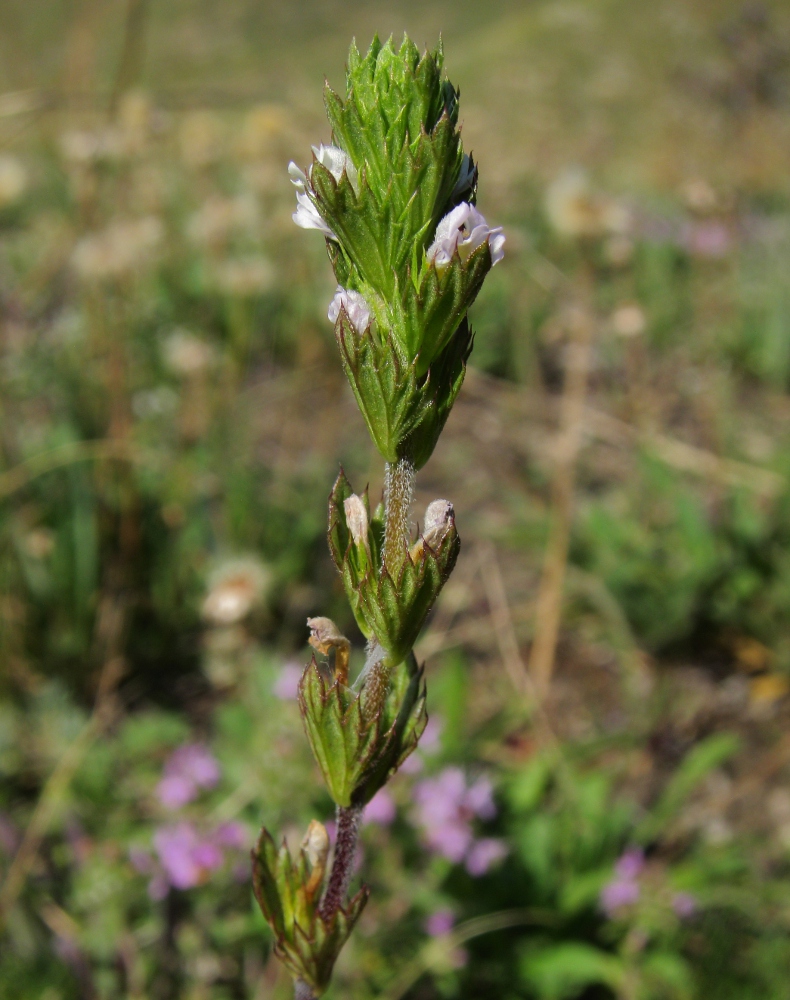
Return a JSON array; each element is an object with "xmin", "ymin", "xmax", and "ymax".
[
  {"xmin": 422, "ymin": 500, "xmax": 454, "ymax": 550},
  {"xmin": 307, "ymin": 617, "xmax": 347, "ymax": 654},
  {"xmin": 306, "ymin": 617, "xmax": 351, "ymax": 685},
  {"xmin": 343, "ymin": 494, "xmax": 369, "ymax": 547}
]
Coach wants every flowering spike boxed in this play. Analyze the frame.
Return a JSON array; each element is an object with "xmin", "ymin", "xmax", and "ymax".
[
  {"xmin": 289, "ymin": 35, "xmax": 502, "ymax": 468},
  {"xmin": 269, "ymin": 35, "xmax": 489, "ymax": 997}
]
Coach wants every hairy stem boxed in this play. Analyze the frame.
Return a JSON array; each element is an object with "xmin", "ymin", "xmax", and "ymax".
[
  {"xmin": 319, "ymin": 804, "xmax": 363, "ymax": 920},
  {"xmin": 383, "ymin": 458, "xmax": 415, "ymax": 575}
]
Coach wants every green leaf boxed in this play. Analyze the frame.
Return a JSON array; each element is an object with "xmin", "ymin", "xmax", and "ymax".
[
  {"xmin": 520, "ymin": 942, "xmax": 625, "ymax": 1000},
  {"xmin": 638, "ymin": 732, "xmax": 741, "ymax": 841}
]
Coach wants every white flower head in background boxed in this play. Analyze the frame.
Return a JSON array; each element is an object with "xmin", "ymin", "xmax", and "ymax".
[
  {"xmin": 162, "ymin": 329, "xmax": 216, "ymax": 377},
  {"xmin": 327, "ymin": 286, "xmax": 371, "ymax": 334},
  {"xmin": 72, "ymin": 216, "xmax": 163, "ymax": 281},
  {"xmin": 288, "ymin": 144, "xmax": 358, "ymax": 238},
  {"xmin": 202, "ymin": 556, "xmax": 270, "ymax": 627},
  {"xmin": 545, "ymin": 167, "xmax": 629, "ymax": 239},
  {"xmin": 426, "ymin": 202, "xmax": 505, "ymax": 272},
  {"xmin": 0, "ymin": 155, "xmax": 27, "ymax": 208}
]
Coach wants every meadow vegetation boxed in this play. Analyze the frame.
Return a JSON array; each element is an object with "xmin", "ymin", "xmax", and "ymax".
[{"xmin": 2, "ymin": 1, "xmax": 790, "ymax": 997}]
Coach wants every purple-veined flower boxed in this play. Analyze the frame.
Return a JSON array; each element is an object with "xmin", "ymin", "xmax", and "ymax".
[
  {"xmin": 426, "ymin": 202, "xmax": 505, "ymax": 271},
  {"xmin": 327, "ymin": 286, "xmax": 372, "ymax": 334}
]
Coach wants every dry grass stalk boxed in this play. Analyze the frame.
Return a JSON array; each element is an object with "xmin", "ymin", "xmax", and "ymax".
[{"xmin": 528, "ymin": 303, "xmax": 594, "ymax": 699}]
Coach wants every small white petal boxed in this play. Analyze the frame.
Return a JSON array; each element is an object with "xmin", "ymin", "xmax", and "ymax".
[
  {"xmin": 327, "ymin": 285, "xmax": 371, "ymax": 334},
  {"xmin": 311, "ymin": 143, "xmax": 359, "ymax": 194},
  {"xmin": 288, "ymin": 161, "xmax": 307, "ymax": 192},
  {"xmin": 292, "ymin": 190, "xmax": 335, "ymax": 238}
]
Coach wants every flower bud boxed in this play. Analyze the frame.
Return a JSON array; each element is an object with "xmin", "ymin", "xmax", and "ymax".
[
  {"xmin": 301, "ymin": 819, "xmax": 330, "ymax": 899},
  {"xmin": 301, "ymin": 819, "xmax": 330, "ymax": 868},
  {"xmin": 343, "ymin": 494, "xmax": 369, "ymax": 548}
]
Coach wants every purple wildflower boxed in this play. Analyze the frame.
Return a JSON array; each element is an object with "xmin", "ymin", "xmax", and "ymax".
[
  {"xmin": 425, "ymin": 908, "xmax": 455, "ymax": 937},
  {"xmin": 152, "ymin": 821, "xmax": 232, "ymax": 892},
  {"xmin": 685, "ymin": 220, "xmax": 732, "ymax": 259},
  {"xmin": 363, "ymin": 788, "xmax": 397, "ymax": 826},
  {"xmin": 399, "ymin": 753, "xmax": 424, "ymax": 774},
  {"xmin": 215, "ymin": 821, "xmax": 247, "ymax": 849},
  {"xmin": 157, "ymin": 744, "xmax": 220, "ymax": 809},
  {"xmin": 615, "ymin": 848, "xmax": 645, "ymax": 881},
  {"xmin": 600, "ymin": 878, "xmax": 641, "ymax": 915},
  {"xmin": 153, "ymin": 823, "xmax": 207, "ymax": 890},
  {"xmin": 672, "ymin": 892, "xmax": 697, "ymax": 919},
  {"xmin": 413, "ymin": 767, "xmax": 499, "ymax": 868},
  {"xmin": 465, "ymin": 837, "xmax": 508, "ymax": 876},
  {"xmin": 273, "ymin": 661, "xmax": 303, "ymax": 700},
  {"xmin": 463, "ymin": 777, "xmax": 496, "ymax": 821},
  {"xmin": 419, "ymin": 716, "xmax": 443, "ymax": 753}
]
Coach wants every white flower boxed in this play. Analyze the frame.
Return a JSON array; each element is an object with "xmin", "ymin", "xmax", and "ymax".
[
  {"xmin": 288, "ymin": 162, "xmax": 332, "ymax": 236},
  {"xmin": 427, "ymin": 202, "xmax": 505, "ymax": 271},
  {"xmin": 202, "ymin": 556, "xmax": 269, "ymax": 626},
  {"xmin": 288, "ymin": 144, "xmax": 357, "ymax": 239},
  {"xmin": 327, "ymin": 286, "xmax": 371, "ymax": 333},
  {"xmin": 162, "ymin": 330, "xmax": 216, "ymax": 377},
  {"xmin": 311, "ymin": 143, "xmax": 358, "ymax": 193}
]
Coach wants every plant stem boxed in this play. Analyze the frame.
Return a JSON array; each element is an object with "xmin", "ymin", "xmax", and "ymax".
[
  {"xmin": 319, "ymin": 804, "xmax": 362, "ymax": 921},
  {"xmin": 383, "ymin": 457, "xmax": 415, "ymax": 575},
  {"xmin": 294, "ymin": 980, "xmax": 316, "ymax": 1000}
]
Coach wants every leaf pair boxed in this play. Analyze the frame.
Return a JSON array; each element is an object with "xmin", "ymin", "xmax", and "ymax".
[
  {"xmin": 298, "ymin": 654, "xmax": 426, "ymax": 807},
  {"xmin": 328, "ymin": 470, "xmax": 460, "ymax": 660},
  {"xmin": 252, "ymin": 827, "xmax": 368, "ymax": 995}
]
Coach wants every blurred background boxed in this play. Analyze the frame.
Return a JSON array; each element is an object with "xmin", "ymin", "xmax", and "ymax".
[{"xmin": 2, "ymin": 0, "xmax": 790, "ymax": 997}]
